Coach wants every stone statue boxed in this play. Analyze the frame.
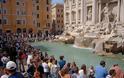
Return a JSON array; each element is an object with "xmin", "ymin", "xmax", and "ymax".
[
  {"xmin": 87, "ymin": 8, "xmax": 92, "ymax": 21},
  {"xmin": 102, "ymin": 3, "xmax": 109, "ymax": 23}
]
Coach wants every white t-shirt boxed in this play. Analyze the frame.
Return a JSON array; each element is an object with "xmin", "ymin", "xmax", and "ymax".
[
  {"xmin": 27, "ymin": 54, "xmax": 33, "ymax": 65},
  {"xmin": 79, "ymin": 70, "xmax": 86, "ymax": 78},
  {"xmin": 1, "ymin": 75, "xmax": 9, "ymax": 78},
  {"xmin": 72, "ymin": 73, "xmax": 82, "ymax": 78},
  {"xmin": 42, "ymin": 62, "xmax": 49, "ymax": 73},
  {"xmin": 106, "ymin": 75, "xmax": 112, "ymax": 78},
  {"xmin": 51, "ymin": 64, "xmax": 58, "ymax": 74}
]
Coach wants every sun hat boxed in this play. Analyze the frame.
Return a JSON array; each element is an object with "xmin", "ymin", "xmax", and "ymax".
[{"xmin": 6, "ymin": 61, "xmax": 17, "ymax": 70}]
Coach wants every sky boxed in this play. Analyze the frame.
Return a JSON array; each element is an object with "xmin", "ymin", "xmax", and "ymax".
[{"xmin": 52, "ymin": 0, "xmax": 64, "ymax": 4}]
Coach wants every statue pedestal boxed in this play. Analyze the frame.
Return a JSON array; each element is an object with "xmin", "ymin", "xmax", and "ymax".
[{"xmin": 85, "ymin": 21, "xmax": 94, "ymax": 26}]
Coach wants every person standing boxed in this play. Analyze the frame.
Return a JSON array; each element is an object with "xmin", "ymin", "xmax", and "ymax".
[
  {"xmin": 6, "ymin": 61, "xmax": 24, "ymax": 78},
  {"xmin": 72, "ymin": 67, "xmax": 81, "ymax": 78},
  {"xmin": 51, "ymin": 60, "xmax": 59, "ymax": 78},
  {"xmin": 59, "ymin": 56, "xmax": 66, "ymax": 70},
  {"xmin": 79, "ymin": 64, "xmax": 87, "ymax": 78},
  {"xmin": 27, "ymin": 60, "xmax": 44, "ymax": 78},
  {"xmin": 110, "ymin": 64, "xmax": 124, "ymax": 78},
  {"xmin": 95, "ymin": 61, "xmax": 108, "ymax": 78},
  {"xmin": 42, "ymin": 59, "xmax": 50, "ymax": 78},
  {"xmin": 88, "ymin": 66, "xmax": 95, "ymax": 78}
]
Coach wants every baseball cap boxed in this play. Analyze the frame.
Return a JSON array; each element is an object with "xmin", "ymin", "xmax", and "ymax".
[{"xmin": 6, "ymin": 61, "xmax": 17, "ymax": 70}]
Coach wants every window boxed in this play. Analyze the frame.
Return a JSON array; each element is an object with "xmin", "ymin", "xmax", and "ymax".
[
  {"xmin": 57, "ymin": 20, "xmax": 60, "ymax": 23},
  {"xmin": 47, "ymin": 15, "xmax": 49, "ymax": 19},
  {"xmin": 23, "ymin": 20, "xmax": 25, "ymax": 24},
  {"xmin": 0, "ymin": 19, "xmax": 2, "ymax": 24},
  {"xmin": 47, "ymin": 23, "xmax": 50, "ymax": 27},
  {"xmin": 3, "ymin": 19, "xmax": 7, "ymax": 24},
  {"xmin": 16, "ymin": 2, "xmax": 19, "ymax": 5},
  {"xmin": 23, "ymin": 11, "xmax": 26, "ymax": 15},
  {"xmin": 0, "ymin": 18, "xmax": 7, "ymax": 24},
  {"xmin": 61, "ymin": 9, "xmax": 63, "ymax": 12},
  {"xmin": 47, "ymin": 7, "xmax": 49, "ymax": 11},
  {"xmin": 3, "ymin": 9, "xmax": 6, "ymax": 14},
  {"xmin": 0, "ymin": 9, "xmax": 2, "ymax": 14},
  {"xmin": 21, "ymin": 11, "xmax": 24, "ymax": 15},
  {"xmin": 47, "ymin": 0, "xmax": 49, "ymax": 5},
  {"xmin": 57, "ymin": 14, "xmax": 60, "ymax": 17},
  {"xmin": 0, "ymin": 8, "xmax": 7, "ymax": 14},
  {"xmin": 37, "ymin": 14, "xmax": 39, "ymax": 18},
  {"xmin": 33, "ymin": 20, "xmax": 35, "ymax": 25},
  {"xmin": 16, "ymin": 20, "xmax": 21, "ymax": 24},
  {"xmin": 37, "ymin": 6, "xmax": 39, "ymax": 10},
  {"xmin": 37, "ymin": 23, "xmax": 40, "ymax": 27},
  {"xmin": 22, "ymin": 3, "xmax": 24, "ymax": 6},
  {"xmin": 36, "ymin": 0, "xmax": 39, "ymax": 3},
  {"xmin": 17, "ymin": 11, "xmax": 19, "ymax": 15},
  {"xmin": 62, "ymin": 20, "xmax": 63, "ymax": 23},
  {"xmin": 61, "ymin": 15, "xmax": 63, "ymax": 17},
  {"xmin": 58, "ymin": 9, "xmax": 59, "ymax": 12}
]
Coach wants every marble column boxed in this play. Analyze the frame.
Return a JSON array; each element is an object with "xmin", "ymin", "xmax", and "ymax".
[
  {"xmin": 81, "ymin": 0, "xmax": 84, "ymax": 25},
  {"xmin": 120, "ymin": 0, "xmax": 123, "ymax": 23},
  {"xmin": 92, "ymin": 0, "xmax": 97, "ymax": 24},
  {"xmin": 123, "ymin": 0, "xmax": 124, "ymax": 24},
  {"xmin": 83, "ymin": 0, "xmax": 87, "ymax": 24},
  {"xmin": 117, "ymin": 0, "xmax": 121, "ymax": 22},
  {"xmin": 98, "ymin": 1, "xmax": 101, "ymax": 23},
  {"xmin": 76, "ymin": 0, "xmax": 78, "ymax": 25},
  {"xmin": 70, "ymin": 0, "xmax": 72, "ymax": 25}
]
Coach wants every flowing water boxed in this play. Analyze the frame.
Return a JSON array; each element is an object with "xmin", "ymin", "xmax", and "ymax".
[{"xmin": 31, "ymin": 41, "xmax": 124, "ymax": 71}]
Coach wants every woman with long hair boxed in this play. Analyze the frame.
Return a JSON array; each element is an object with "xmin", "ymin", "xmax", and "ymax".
[{"xmin": 79, "ymin": 64, "xmax": 87, "ymax": 78}]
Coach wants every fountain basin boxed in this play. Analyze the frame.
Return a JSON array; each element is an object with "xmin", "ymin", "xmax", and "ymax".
[{"xmin": 31, "ymin": 41, "xmax": 124, "ymax": 71}]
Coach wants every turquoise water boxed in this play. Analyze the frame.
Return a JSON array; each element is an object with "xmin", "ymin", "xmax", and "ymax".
[{"xmin": 31, "ymin": 41, "xmax": 124, "ymax": 71}]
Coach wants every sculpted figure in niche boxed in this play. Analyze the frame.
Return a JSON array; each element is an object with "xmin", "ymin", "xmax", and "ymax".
[
  {"xmin": 87, "ymin": 8, "xmax": 92, "ymax": 21},
  {"xmin": 102, "ymin": 3, "xmax": 109, "ymax": 23}
]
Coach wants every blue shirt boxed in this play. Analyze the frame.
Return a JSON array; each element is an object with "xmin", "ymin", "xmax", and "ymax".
[
  {"xmin": 59, "ymin": 60, "xmax": 66, "ymax": 69},
  {"xmin": 95, "ymin": 65, "xmax": 108, "ymax": 78},
  {"xmin": 8, "ymin": 72, "xmax": 24, "ymax": 78}
]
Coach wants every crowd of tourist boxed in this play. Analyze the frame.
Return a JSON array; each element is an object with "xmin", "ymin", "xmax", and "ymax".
[{"xmin": 0, "ymin": 32, "xmax": 124, "ymax": 78}]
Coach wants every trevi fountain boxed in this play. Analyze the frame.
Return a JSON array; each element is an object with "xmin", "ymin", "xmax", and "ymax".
[{"xmin": 56, "ymin": 0, "xmax": 124, "ymax": 55}]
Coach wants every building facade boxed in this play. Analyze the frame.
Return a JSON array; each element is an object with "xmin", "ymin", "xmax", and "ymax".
[
  {"xmin": 52, "ymin": 4, "xmax": 64, "ymax": 34},
  {"xmin": 64, "ymin": 0, "xmax": 124, "ymax": 35},
  {"xmin": 0, "ymin": 0, "xmax": 52, "ymax": 33}
]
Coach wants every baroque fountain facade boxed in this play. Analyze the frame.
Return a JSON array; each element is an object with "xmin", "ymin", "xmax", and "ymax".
[{"xmin": 63, "ymin": 0, "xmax": 124, "ymax": 53}]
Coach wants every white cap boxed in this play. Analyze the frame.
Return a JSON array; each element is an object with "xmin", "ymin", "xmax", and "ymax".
[{"xmin": 6, "ymin": 61, "xmax": 17, "ymax": 70}]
